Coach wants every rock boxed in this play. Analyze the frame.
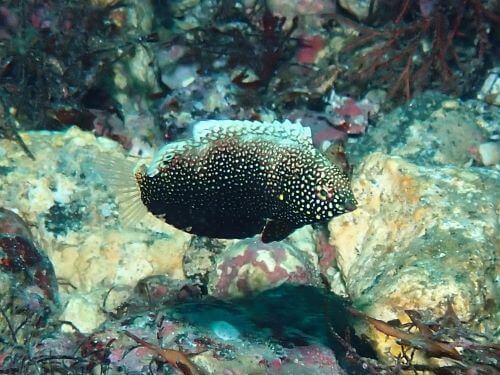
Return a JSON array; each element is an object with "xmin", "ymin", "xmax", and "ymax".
[
  {"xmin": 392, "ymin": 106, "xmax": 486, "ymax": 166},
  {"xmin": 470, "ymin": 141, "xmax": 500, "ymax": 167},
  {"xmin": 0, "ymin": 208, "xmax": 34, "ymax": 240},
  {"xmin": 208, "ymin": 235, "xmax": 320, "ymax": 298},
  {"xmin": 161, "ymin": 64, "xmax": 198, "ymax": 89},
  {"xmin": 477, "ymin": 67, "xmax": 500, "ymax": 106},
  {"xmin": 0, "ymin": 127, "xmax": 192, "ymax": 332},
  {"xmin": 338, "ymin": 0, "xmax": 377, "ymax": 21},
  {"xmin": 0, "ymin": 209, "xmax": 59, "ymax": 342},
  {"xmin": 281, "ymin": 345, "xmax": 346, "ymax": 374},
  {"xmin": 0, "ymin": 235, "xmax": 59, "ymax": 305},
  {"xmin": 477, "ymin": 141, "xmax": 500, "ymax": 166},
  {"xmin": 268, "ymin": 0, "xmax": 335, "ymax": 30},
  {"xmin": 133, "ymin": 275, "xmax": 202, "ymax": 306},
  {"xmin": 329, "ymin": 152, "xmax": 498, "ymax": 358},
  {"xmin": 101, "ymin": 285, "xmax": 348, "ymax": 374},
  {"xmin": 349, "ymin": 92, "xmax": 499, "ymax": 167},
  {"xmin": 210, "ymin": 320, "xmax": 241, "ymax": 341},
  {"xmin": 106, "ymin": 0, "xmax": 164, "ymax": 153},
  {"xmin": 59, "ymin": 294, "xmax": 105, "ymax": 333}
]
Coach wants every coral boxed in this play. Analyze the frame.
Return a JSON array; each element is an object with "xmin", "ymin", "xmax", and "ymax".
[{"xmin": 335, "ymin": 0, "xmax": 499, "ymax": 102}]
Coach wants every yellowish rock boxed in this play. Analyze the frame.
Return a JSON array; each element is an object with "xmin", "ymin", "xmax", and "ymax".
[
  {"xmin": 441, "ymin": 99, "xmax": 459, "ymax": 109},
  {"xmin": 329, "ymin": 152, "xmax": 498, "ymax": 359},
  {"xmin": 60, "ymin": 294, "xmax": 107, "ymax": 333},
  {"xmin": 0, "ymin": 127, "xmax": 192, "ymax": 332}
]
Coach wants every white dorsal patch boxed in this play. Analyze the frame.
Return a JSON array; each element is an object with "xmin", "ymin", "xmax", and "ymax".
[
  {"xmin": 148, "ymin": 119, "xmax": 313, "ymax": 177},
  {"xmin": 147, "ymin": 140, "xmax": 189, "ymax": 177},
  {"xmin": 192, "ymin": 119, "xmax": 312, "ymax": 145}
]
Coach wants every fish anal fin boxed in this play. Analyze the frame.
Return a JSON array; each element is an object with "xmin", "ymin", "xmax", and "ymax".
[{"xmin": 261, "ymin": 219, "xmax": 296, "ymax": 243}]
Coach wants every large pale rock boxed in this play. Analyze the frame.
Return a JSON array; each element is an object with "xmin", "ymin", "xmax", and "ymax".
[
  {"xmin": 478, "ymin": 67, "xmax": 500, "ymax": 106},
  {"xmin": 329, "ymin": 152, "xmax": 498, "ymax": 355},
  {"xmin": 338, "ymin": 0, "xmax": 377, "ymax": 21},
  {"xmin": 0, "ymin": 127, "xmax": 191, "ymax": 332}
]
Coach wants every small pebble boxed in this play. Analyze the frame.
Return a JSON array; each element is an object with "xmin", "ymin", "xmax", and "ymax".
[
  {"xmin": 442, "ymin": 100, "xmax": 459, "ymax": 110},
  {"xmin": 211, "ymin": 320, "xmax": 240, "ymax": 341},
  {"xmin": 478, "ymin": 142, "xmax": 500, "ymax": 166}
]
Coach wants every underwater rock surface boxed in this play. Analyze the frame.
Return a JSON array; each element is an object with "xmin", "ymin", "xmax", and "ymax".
[
  {"xmin": 350, "ymin": 92, "xmax": 499, "ymax": 168},
  {"xmin": 0, "ymin": 208, "xmax": 59, "ymax": 341},
  {"xmin": 208, "ymin": 235, "xmax": 320, "ymax": 298},
  {"xmin": 329, "ymin": 152, "xmax": 498, "ymax": 356},
  {"xmin": 0, "ymin": 127, "xmax": 192, "ymax": 332}
]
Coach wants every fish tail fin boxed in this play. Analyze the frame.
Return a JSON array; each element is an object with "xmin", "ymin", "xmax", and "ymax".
[{"xmin": 94, "ymin": 155, "xmax": 149, "ymax": 227}]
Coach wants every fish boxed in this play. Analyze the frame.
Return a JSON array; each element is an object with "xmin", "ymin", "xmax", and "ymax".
[{"xmin": 96, "ymin": 120, "xmax": 357, "ymax": 243}]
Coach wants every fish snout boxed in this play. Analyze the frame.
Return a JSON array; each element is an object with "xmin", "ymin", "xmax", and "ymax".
[{"xmin": 344, "ymin": 196, "xmax": 357, "ymax": 212}]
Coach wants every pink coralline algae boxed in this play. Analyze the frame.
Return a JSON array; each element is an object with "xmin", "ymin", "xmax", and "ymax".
[
  {"xmin": 293, "ymin": 345, "xmax": 338, "ymax": 366},
  {"xmin": 209, "ymin": 239, "xmax": 319, "ymax": 298},
  {"xmin": 296, "ymin": 35, "xmax": 325, "ymax": 64},
  {"xmin": 0, "ymin": 208, "xmax": 34, "ymax": 240},
  {"xmin": 287, "ymin": 92, "xmax": 379, "ymax": 148},
  {"xmin": 326, "ymin": 91, "xmax": 379, "ymax": 136},
  {"xmin": 314, "ymin": 226, "xmax": 337, "ymax": 275},
  {"xmin": 259, "ymin": 345, "xmax": 345, "ymax": 374},
  {"xmin": 0, "ymin": 208, "xmax": 59, "ymax": 308}
]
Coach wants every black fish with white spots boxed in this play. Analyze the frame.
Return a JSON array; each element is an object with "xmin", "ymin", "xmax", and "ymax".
[{"xmin": 97, "ymin": 120, "xmax": 357, "ymax": 242}]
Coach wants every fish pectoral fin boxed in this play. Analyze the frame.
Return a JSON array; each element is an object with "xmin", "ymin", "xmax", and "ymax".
[{"xmin": 261, "ymin": 219, "xmax": 296, "ymax": 243}]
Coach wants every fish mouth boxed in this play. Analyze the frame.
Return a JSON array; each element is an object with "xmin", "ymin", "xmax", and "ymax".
[{"xmin": 344, "ymin": 197, "xmax": 357, "ymax": 212}]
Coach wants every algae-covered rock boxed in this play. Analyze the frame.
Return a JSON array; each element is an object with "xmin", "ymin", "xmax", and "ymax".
[
  {"xmin": 0, "ymin": 127, "xmax": 191, "ymax": 332},
  {"xmin": 0, "ymin": 208, "xmax": 59, "ymax": 344},
  {"xmin": 208, "ymin": 235, "xmax": 320, "ymax": 298},
  {"xmin": 329, "ymin": 152, "xmax": 498, "ymax": 356},
  {"xmin": 350, "ymin": 92, "xmax": 499, "ymax": 168}
]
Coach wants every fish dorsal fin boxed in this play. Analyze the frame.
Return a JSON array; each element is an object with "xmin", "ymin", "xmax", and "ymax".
[
  {"xmin": 148, "ymin": 119, "xmax": 312, "ymax": 177},
  {"xmin": 192, "ymin": 119, "xmax": 312, "ymax": 145}
]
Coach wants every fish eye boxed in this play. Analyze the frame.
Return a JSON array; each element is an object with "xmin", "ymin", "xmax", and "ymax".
[{"xmin": 316, "ymin": 184, "xmax": 334, "ymax": 201}]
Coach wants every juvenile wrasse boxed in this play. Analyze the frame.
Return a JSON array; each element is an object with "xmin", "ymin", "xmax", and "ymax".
[{"xmin": 97, "ymin": 120, "xmax": 357, "ymax": 242}]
